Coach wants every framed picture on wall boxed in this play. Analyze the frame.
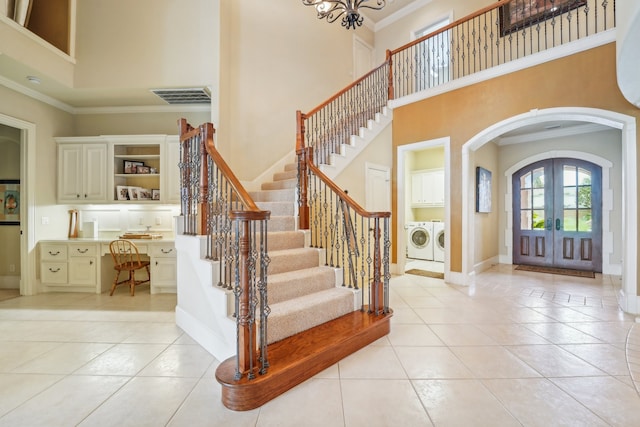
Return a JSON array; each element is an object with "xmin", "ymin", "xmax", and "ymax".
[
  {"xmin": 476, "ymin": 167, "xmax": 492, "ymax": 213},
  {"xmin": 0, "ymin": 180, "xmax": 20, "ymax": 225},
  {"xmin": 500, "ymin": 0, "xmax": 586, "ymax": 35}
]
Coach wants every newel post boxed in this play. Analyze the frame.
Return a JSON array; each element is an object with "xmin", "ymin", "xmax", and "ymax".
[
  {"xmin": 296, "ymin": 110, "xmax": 310, "ymax": 230},
  {"xmin": 386, "ymin": 49, "xmax": 394, "ymax": 101},
  {"xmin": 198, "ymin": 124, "xmax": 214, "ymax": 236},
  {"xmin": 371, "ymin": 216, "xmax": 385, "ymax": 315},
  {"xmin": 234, "ymin": 216, "xmax": 257, "ymax": 378}
]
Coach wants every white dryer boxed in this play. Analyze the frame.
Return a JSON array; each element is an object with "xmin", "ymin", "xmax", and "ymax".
[
  {"xmin": 407, "ymin": 221, "xmax": 434, "ymax": 261},
  {"xmin": 433, "ymin": 221, "xmax": 445, "ymax": 262}
]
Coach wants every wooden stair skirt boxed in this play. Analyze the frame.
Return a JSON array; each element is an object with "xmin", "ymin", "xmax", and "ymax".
[{"xmin": 216, "ymin": 307, "xmax": 393, "ymax": 411}]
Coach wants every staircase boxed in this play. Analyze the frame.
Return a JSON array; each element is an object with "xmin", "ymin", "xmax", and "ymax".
[{"xmin": 248, "ymin": 163, "xmax": 357, "ymax": 344}]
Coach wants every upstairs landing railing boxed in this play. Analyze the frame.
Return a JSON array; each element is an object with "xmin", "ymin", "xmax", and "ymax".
[
  {"xmin": 178, "ymin": 119, "xmax": 270, "ymax": 380},
  {"xmin": 296, "ymin": 0, "xmax": 615, "ymax": 167}
]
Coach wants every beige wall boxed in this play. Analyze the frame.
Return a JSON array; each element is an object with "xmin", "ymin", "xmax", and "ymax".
[
  {"xmin": 218, "ymin": 0, "xmax": 374, "ymax": 180},
  {"xmin": 474, "ymin": 141, "xmax": 499, "ymax": 265},
  {"xmin": 392, "ymin": 43, "xmax": 639, "ymax": 273},
  {"xmin": 74, "ymin": 111, "xmax": 211, "ymax": 136},
  {"xmin": 74, "ymin": 0, "xmax": 215, "ymax": 91}
]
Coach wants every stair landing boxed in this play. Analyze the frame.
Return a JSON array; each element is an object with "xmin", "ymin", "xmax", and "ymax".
[{"xmin": 216, "ymin": 307, "xmax": 392, "ymax": 411}]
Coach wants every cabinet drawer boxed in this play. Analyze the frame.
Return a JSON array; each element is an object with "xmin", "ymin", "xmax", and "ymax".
[
  {"xmin": 41, "ymin": 244, "xmax": 68, "ymax": 261},
  {"xmin": 68, "ymin": 244, "xmax": 97, "ymax": 257},
  {"xmin": 41, "ymin": 262, "xmax": 68, "ymax": 284},
  {"xmin": 150, "ymin": 244, "xmax": 176, "ymax": 257}
]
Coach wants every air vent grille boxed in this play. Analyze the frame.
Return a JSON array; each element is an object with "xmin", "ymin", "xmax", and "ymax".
[{"xmin": 151, "ymin": 88, "xmax": 211, "ymax": 105}]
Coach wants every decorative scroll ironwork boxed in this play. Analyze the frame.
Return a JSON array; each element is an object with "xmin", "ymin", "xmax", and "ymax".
[
  {"xmin": 297, "ymin": 148, "xmax": 391, "ymax": 315},
  {"xmin": 178, "ymin": 119, "xmax": 270, "ymax": 381},
  {"xmin": 388, "ymin": 0, "xmax": 615, "ymax": 99}
]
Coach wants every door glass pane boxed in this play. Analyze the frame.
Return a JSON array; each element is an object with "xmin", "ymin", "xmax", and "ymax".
[
  {"xmin": 563, "ymin": 165, "xmax": 576, "ymax": 186},
  {"xmin": 578, "ymin": 185, "xmax": 591, "ymax": 208},
  {"xmin": 532, "ymin": 210, "xmax": 545, "ymax": 229},
  {"xmin": 520, "ymin": 189, "xmax": 532, "ymax": 209},
  {"xmin": 564, "ymin": 209, "xmax": 577, "ymax": 231},
  {"xmin": 532, "ymin": 168, "xmax": 544, "ymax": 188},
  {"xmin": 563, "ymin": 187, "xmax": 577, "ymax": 208},
  {"xmin": 520, "ymin": 172, "xmax": 531, "ymax": 189},
  {"xmin": 520, "ymin": 211, "xmax": 532, "ymax": 230},
  {"xmin": 578, "ymin": 209, "xmax": 592, "ymax": 231},
  {"xmin": 532, "ymin": 189, "xmax": 545, "ymax": 209},
  {"xmin": 578, "ymin": 168, "xmax": 591, "ymax": 185}
]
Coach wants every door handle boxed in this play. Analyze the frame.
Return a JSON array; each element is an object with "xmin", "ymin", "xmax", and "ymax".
[
  {"xmin": 555, "ymin": 218, "xmax": 561, "ymax": 230},
  {"xmin": 545, "ymin": 218, "xmax": 552, "ymax": 231}
]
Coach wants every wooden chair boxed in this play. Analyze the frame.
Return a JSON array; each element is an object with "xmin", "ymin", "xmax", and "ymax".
[{"xmin": 109, "ymin": 239, "xmax": 150, "ymax": 296}]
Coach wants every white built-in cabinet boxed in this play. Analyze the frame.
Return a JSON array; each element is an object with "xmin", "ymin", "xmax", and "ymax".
[
  {"xmin": 56, "ymin": 135, "xmax": 180, "ymax": 204},
  {"xmin": 411, "ymin": 168, "xmax": 445, "ymax": 207},
  {"xmin": 57, "ymin": 141, "xmax": 108, "ymax": 203}
]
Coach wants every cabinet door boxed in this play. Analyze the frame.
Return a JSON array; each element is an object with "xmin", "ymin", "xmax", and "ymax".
[
  {"xmin": 150, "ymin": 257, "xmax": 177, "ymax": 292},
  {"xmin": 165, "ymin": 137, "xmax": 181, "ymax": 203},
  {"xmin": 83, "ymin": 144, "xmax": 108, "ymax": 202},
  {"xmin": 425, "ymin": 170, "xmax": 445, "ymax": 206},
  {"xmin": 58, "ymin": 145, "xmax": 84, "ymax": 202},
  {"xmin": 68, "ymin": 257, "xmax": 97, "ymax": 286},
  {"xmin": 411, "ymin": 173, "xmax": 424, "ymax": 205}
]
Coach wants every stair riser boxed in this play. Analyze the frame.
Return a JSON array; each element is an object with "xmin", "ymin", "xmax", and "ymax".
[
  {"xmin": 249, "ymin": 189, "xmax": 295, "ymax": 202},
  {"xmin": 261, "ymin": 179, "xmax": 297, "ymax": 191}
]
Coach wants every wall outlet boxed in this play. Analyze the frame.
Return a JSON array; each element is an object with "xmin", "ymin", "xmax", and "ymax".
[
  {"xmin": 41, "ymin": 216, "xmax": 49, "ymax": 225},
  {"xmin": 155, "ymin": 217, "xmax": 162, "ymax": 225}
]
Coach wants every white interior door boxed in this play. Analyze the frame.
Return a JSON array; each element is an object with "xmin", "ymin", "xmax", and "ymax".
[
  {"xmin": 353, "ymin": 36, "xmax": 374, "ymax": 80},
  {"xmin": 366, "ymin": 163, "xmax": 390, "ymax": 212}
]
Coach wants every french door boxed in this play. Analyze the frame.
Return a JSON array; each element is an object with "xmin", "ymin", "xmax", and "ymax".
[{"xmin": 513, "ymin": 158, "xmax": 602, "ymax": 272}]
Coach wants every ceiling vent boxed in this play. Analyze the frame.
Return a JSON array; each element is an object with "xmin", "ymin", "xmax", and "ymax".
[{"xmin": 151, "ymin": 87, "xmax": 211, "ymax": 105}]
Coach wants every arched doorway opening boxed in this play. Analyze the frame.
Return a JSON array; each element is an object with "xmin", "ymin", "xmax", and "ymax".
[{"xmin": 461, "ymin": 107, "xmax": 638, "ymax": 314}]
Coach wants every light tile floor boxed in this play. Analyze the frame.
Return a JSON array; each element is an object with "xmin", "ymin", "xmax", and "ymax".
[{"xmin": 1, "ymin": 265, "xmax": 640, "ymax": 426}]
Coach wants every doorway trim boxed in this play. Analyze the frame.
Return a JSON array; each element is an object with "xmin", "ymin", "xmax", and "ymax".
[
  {"xmin": 0, "ymin": 113, "xmax": 36, "ymax": 295},
  {"xmin": 461, "ymin": 107, "xmax": 638, "ymax": 313},
  {"xmin": 396, "ymin": 137, "xmax": 451, "ymax": 279},
  {"xmin": 504, "ymin": 151, "xmax": 613, "ymax": 273}
]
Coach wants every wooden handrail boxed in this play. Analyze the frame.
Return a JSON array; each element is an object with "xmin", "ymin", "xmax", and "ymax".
[
  {"xmin": 304, "ymin": 61, "xmax": 390, "ymax": 118},
  {"xmin": 305, "ymin": 151, "xmax": 390, "ymax": 220},
  {"xmin": 388, "ymin": 0, "xmax": 504, "ymax": 56}
]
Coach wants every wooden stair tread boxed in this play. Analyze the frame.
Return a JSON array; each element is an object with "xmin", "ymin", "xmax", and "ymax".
[{"xmin": 216, "ymin": 307, "xmax": 392, "ymax": 411}]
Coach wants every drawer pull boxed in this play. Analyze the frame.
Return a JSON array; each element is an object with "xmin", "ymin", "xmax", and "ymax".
[
  {"xmin": 90, "ymin": 260, "xmax": 94, "ymax": 265},
  {"xmin": 48, "ymin": 267, "xmax": 61, "ymax": 273},
  {"xmin": 48, "ymin": 251, "xmax": 60, "ymax": 256},
  {"xmin": 161, "ymin": 248, "xmax": 173, "ymax": 254},
  {"xmin": 77, "ymin": 248, "xmax": 89, "ymax": 254}
]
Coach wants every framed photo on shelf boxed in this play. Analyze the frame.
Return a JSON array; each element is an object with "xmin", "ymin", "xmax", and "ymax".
[
  {"xmin": 138, "ymin": 188, "xmax": 152, "ymax": 200},
  {"xmin": 0, "ymin": 179, "xmax": 20, "ymax": 225},
  {"xmin": 127, "ymin": 186, "xmax": 139, "ymax": 200},
  {"xmin": 152, "ymin": 189, "xmax": 160, "ymax": 200},
  {"xmin": 136, "ymin": 165, "xmax": 150, "ymax": 174},
  {"xmin": 116, "ymin": 185, "xmax": 130, "ymax": 201},
  {"xmin": 124, "ymin": 160, "xmax": 144, "ymax": 174}
]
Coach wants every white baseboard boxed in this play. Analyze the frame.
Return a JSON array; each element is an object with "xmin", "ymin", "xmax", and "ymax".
[{"xmin": 474, "ymin": 256, "xmax": 500, "ymax": 275}]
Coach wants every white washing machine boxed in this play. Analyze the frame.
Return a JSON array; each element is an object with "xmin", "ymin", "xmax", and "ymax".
[
  {"xmin": 407, "ymin": 221, "xmax": 434, "ymax": 261},
  {"xmin": 433, "ymin": 221, "xmax": 445, "ymax": 262}
]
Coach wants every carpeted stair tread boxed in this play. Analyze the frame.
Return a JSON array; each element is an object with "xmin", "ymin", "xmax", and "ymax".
[
  {"xmin": 268, "ymin": 247, "xmax": 319, "ymax": 274},
  {"xmin": 261, "ymin": 179, "xmax": 297, "ymax": 191},
  {"xmin": 267, "ymin": 287, "xmax": 355, "ymax": 344},
  {"xmin": 255, "ymin": 201, "xmax": 294, "ymax": 216},
  {"xmin": 274, "ymin": 169, "xmax": 297, "ymax": 181},
  {"xmin": 268, "ymin": 266, "xmax": 336, "ymax": 304},
  {"xmin": 284, "ymin": 163, "xmax": 297, "ymax": 172},
  {"xmin": 249, "ymin": 188, "xmax": 295, "ymax": 202},
  {"xmin": 267, "ymin": 231, "xmax": 305, "ymax": 251},
  {"xmin": 268, "ymin": 216, "xmax": 296, "ymax": 232}
]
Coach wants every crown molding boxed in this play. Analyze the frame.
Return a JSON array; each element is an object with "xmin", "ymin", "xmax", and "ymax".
[{"xmin": 375, "ymin": 0, "xmax": 433, "ymax": 31}]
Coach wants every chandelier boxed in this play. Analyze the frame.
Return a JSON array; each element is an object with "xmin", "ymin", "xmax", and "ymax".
[{"xmin": 302, "ymin": 1, "xmax": 387, "ymax": 30}]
